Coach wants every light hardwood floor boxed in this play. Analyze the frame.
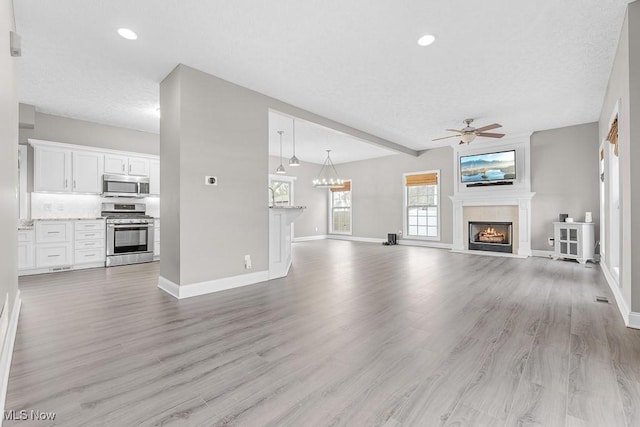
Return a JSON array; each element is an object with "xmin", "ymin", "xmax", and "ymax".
[{"xmin": 6, "ymin": 240, "xmax": 640, "ymax": 426}]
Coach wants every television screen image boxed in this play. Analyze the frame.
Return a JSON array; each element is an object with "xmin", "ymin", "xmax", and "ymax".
[{"xmin": 460, "ymin": 150, "xmax": 516, "ymax": 183}]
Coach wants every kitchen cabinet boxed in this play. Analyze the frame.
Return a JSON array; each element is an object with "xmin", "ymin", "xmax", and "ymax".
[
  {"xmin": 17, "ymin": 230, "xmax": 34, "ymax": 270},
  {"xmin": 105, "ymin": 154, "xmax": 149, "ymax": 177},
  {"xmin": 72, "ymin": 151, "xmax": 104, "ymax": 194},
  {"xmin": 35, "ymin": 221, "xmax": 73, "ymax": 269},
  {"xmin": 74, "ymin": 220, "xmax": 105, "ymax": 266},
  {"xmin": 104, "ymin": 154, "xmax": 129, "ymax": 175},
  {"xmin": 149, "ymin": 159, "xmax": 160, "ymax": 196},
  {"xmin": 553, "ymin": 222, "xmax": 595, "ymax": 264},
  {"xmin": 34, "ymin": 145, "xmax": 72, "ymax": 192}
]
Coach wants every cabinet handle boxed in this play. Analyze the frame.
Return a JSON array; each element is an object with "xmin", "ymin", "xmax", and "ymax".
[
  {"xmin": 85, "ymin": 243, "xmax": 95, "ymax": 246},
  {"xmin": 122, "ymin": 164, "xmax": 125, "ymax": 172},
  {"xmin": 65, "ymin": 179, "xmax": 68, "ymax": 188},
  {"xmin": 86, "ymin": 254, "xmax": 95, "ymax": 257},
  {"xmin": 129, "ymin": 164, "xmax": 132, "ymax": 173},
  {"xmin": 47, "ymin": 254, "xmax": 60, "ymax": 258},
  {"xmin": 84, "ymin": 234, "xmax": 95, "ymax": 237},
  {"xmin": 73, "ymin": 180, "xmax": 77, "ymax": 189},
  {"xmin": 47, "ymin": 231, "xmax": 60, "ymax": 234}
]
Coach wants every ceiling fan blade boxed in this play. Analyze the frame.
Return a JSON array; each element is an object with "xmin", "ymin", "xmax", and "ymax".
[
  {"xmin": 476, "ymin": 132, "xmax": 505, "ymax": 138},
  {"xmin": 474, "ymin": 123, "xmax": 502, "ymax": 133},
  {"xmin": 432, "ymin": 135, "xmax": 460, "ymax": 141},
  {"xmin": 445, "ymin": 129, "xmax": 464, "ymax": 134}
]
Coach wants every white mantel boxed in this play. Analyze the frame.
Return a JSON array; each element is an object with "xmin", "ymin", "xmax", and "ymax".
[{"xmin": 449, "ymin": 134, "xmax": 535, "ymax": 257}]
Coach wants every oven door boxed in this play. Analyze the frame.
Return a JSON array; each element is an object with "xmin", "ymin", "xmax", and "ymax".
[{"xmin": 106, "ymin": 223, "xmax": 154, "ymax": 256}]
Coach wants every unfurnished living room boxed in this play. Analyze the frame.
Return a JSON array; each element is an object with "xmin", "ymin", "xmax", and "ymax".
[{"xmin": 1, "ymin": 1, "xmax": 640, "ymax": 426}]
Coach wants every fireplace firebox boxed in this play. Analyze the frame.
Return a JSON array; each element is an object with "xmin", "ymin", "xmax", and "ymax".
[{"xmin": 468, "ymin": 221, "xmax": 513, "ymax": 253}]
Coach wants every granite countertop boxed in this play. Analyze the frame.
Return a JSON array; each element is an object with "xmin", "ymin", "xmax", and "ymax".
[
  {"xmin": 18, "ymin": 219, "xmax": 34, "ymax": 231},
  {"xmin": 18, "ymin": 217, "xmax": 106, "ymax": 230}
]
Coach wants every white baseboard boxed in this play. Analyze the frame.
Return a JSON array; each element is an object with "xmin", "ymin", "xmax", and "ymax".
[
  {"xmin": 292, "ymin": 235, "xmax": 327, "ymax": 242},
  {"xmin": 158, "ymin": 270, "xmax": 269, "ymax": 299},
  {"xmin": 328, "ymin": 235, "xmax": 386, "ymax": 244},
  {"xmin": 0, "ymin": 291, "xmax": 21, "ymax": 419},
  {"xmin": 398, "ymin": 239, "xmax": 452, "ymax": 250},
  {"xmin": 600, "ymin": 261, "xmax": 634, "ymax": 328},
  {"xmin": 531, "ymin": 250, "xmax": 554, "ymax": 258}
]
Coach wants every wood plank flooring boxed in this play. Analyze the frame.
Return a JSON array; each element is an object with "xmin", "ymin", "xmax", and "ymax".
[{"xmin": 6, "ymin": 240, "xmax": 640, "ymax": 426}]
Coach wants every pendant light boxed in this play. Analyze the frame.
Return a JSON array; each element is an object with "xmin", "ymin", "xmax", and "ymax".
[
  {"xmin": 276, "ymin": 131, "xmax": 286, "ymax": 174},
  {"xmin": 312, "ymin": 150, "xmax": 344, "ymax": 188},
  {"xmin": 289, "ymin": 119, "xmax": 300, "ymax": 167}
]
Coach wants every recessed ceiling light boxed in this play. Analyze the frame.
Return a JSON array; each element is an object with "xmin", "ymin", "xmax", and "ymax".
[
  {"xmin": 417, "ymin": 34, "xmax": 436, "ymax": 47},
  {"xmin": 117, "ymin": 28, "xmax": 138, "ymax": 40}
]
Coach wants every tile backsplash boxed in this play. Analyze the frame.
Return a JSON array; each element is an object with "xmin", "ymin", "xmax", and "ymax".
[{"xmin": 31, "ymin": 193, "xmax": 160, "ymax": 218}]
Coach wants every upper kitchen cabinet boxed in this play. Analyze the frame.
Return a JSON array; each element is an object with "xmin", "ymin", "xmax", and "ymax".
[
  {"xmin": 30, "ymin": 139, "xmax": 158, "ymax": 194},
  {"xmin": 34, "ymin": 144, "xmax": 72, "ymax": 192},
  {"xmin": 149, "ymin": 159, "xmax": 160, "ymax": 196},
  {"xmin": 105, "ymin": 154, "xmax": 149, "ymax": 177},
  {"xmin": 72, "ymin": 151, "xmax": 104, "ymax": 193},
  {"xmin": 104, "ymin": 154, "xmax": 128, "ymax": 175}
]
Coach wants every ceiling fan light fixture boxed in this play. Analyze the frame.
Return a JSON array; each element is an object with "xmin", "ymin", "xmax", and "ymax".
[
  {"xmin": 417, "ymin": 34, "xmax": 436, "ymax": 47},
  {"xmin": 461, "ymin": 133, "xmax": 476, "ymax": 144}
]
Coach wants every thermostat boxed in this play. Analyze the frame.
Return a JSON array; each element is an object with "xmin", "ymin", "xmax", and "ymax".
[{"xmin": 205, "ymin": 176, "xmax": 217, "ymax": 186}]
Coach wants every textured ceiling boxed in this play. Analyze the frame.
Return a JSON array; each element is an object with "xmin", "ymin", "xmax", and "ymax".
[
  {"xmin": 268, "ymin": 110, "xmax": 395, "ymax": 165},
  {"xmin": 15, "ymin": 0, "xmax": 629, "ymax": 156}
]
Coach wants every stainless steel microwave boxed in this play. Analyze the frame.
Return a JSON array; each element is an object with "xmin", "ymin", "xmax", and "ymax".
[{"xmin": 102, "ymin": 174, "xmax": 150, "ymax": 198}]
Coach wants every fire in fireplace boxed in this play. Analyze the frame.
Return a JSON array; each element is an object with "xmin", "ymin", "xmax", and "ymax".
[{"xmin": 469, "ymin": 221, "xmax": 512, "ymax": 253}]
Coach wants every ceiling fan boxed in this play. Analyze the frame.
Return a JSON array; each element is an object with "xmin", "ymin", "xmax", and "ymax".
[{"xmin": 433, "ymin": 119, "xmax": 505, "ymax": 144}]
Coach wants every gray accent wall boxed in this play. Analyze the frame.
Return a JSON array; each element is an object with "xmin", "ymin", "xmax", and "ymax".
[
  {"xmin": 530, "ymin": 123, "xmax": 600, "ymax": 251},
  {"xmin": 268, "ymin": 156, "xmax": 327, "ymax": 238},
  {"xmin": 1, "ymin": 0, "xmax": 19, "ymax": 330},
  {"xmin": 334, "ymin": 148, "xmax": 454, "ymax": 243},
  {"xmin": 160, "ymin": 65, "xmax": 401, "ymax": 287}
]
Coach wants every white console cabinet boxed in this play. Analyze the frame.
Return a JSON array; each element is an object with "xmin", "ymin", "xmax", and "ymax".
[{"xmin": 553, "ymin": 222, "xmax": 595, "ymax": 264}]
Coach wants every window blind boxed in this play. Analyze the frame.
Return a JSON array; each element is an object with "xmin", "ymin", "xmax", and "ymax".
[
  {"xmin": 405, "ymin": 173, "xmax": 438, "ymax": 186},
  {"xmin": 607, "ymin": 114, "xmax": 618, "ymax": 157},
  {"xmin": 330, "ymin": 181, "xmax": 351, "ymax": 192}
]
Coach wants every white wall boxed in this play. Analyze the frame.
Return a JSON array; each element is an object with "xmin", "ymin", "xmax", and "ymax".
[
  {"xmin": 0, "ymin": 0, "xmax": 19, "ymax": 323},
  {"xmin": 599, "ymin": 3, "xmax": 636, "ymax": 315}
]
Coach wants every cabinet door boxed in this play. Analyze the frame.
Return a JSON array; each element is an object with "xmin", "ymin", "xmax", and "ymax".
[
  {"xmin": 18, "ymin": 243, "xmax": 34, "ymax": 270},
  {"xmin": 149, "ymin": 159, "xmax": 160, "ymax": 195},
  {"xmin": 128, "ymin": 156, "xmax": 150, "ymax": 176},
  {"xmin": 34, "ymin": 146, "xmax": 71, "ymax": 192},
  {"xmin": 72, "ymin": 151, "xmax": 104, "ymax": 194},
  {"xmin": 104, "ymin": 154, "xmax": 129, "ymax": 175}
]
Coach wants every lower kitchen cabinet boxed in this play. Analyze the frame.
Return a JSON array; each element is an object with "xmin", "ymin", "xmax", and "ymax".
[
  {"xmin": 17, "ymin": 230, "xmax": 34, "ymax": 270},
  {"xmin": 74, "ymin": 220, "xmax": 105, "ymax": 267}
]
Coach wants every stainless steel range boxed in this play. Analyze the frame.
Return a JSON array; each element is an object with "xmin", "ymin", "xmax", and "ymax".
[{"xmin": 101, "ymin": 202, "xmax": 155, "ymax": 267}]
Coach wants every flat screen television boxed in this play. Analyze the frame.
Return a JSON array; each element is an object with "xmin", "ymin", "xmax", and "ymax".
[{"xmin": 460, "ymin": 150, "xmax": 516, "ymax": 183}]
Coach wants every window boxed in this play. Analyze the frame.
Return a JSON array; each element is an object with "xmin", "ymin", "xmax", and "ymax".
[
  {"xmin": 270, "ymin": 180, "xmax": 291, "ymax": 207},
  {"xmin": 330, "ymin": 181, "xmax": 351, "ymax": 234},
  {"xmin": 404, "ymin": 171, "xmax": 439, "ymax": 239}
]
